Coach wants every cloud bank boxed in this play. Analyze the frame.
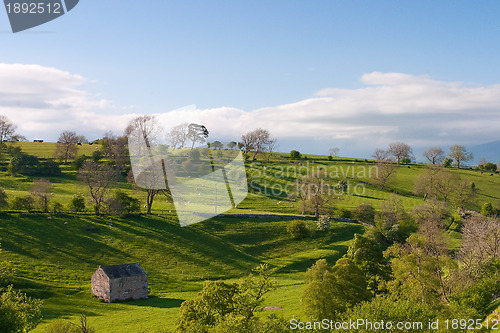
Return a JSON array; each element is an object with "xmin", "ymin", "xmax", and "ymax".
[{"xmin": 1, "ymin": 64, "xmax": 499, "ymax": 153}]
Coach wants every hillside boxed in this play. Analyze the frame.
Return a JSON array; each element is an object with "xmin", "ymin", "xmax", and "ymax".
[{"xmin": 0, "ymin": 142, "xmax": 499, "ymax": 331}]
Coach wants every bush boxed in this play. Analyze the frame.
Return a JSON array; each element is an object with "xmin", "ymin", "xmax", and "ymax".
[
  {"xmin": 328, "ymin": 155, "xmax": 333, "ymax": 161},
  {"xmin": 401, "ymin": 157, "xmax": 411, "ymax": 164},
  {"xmin": 353, "ymin": 203, "xmax": 375, "ymax": 223},
  {"xmin": 287, "ymin": 220, "xmax": 309, "ymax": 239},
  {"xmin": 68, "ymin": 195, "xmax": 86, "ymax": 213},
  {"xmin": 182, "ymin": 160, "xmax": 194, "ymax": 173},
  {"xmin": 10, "ymin": 196, "xmax": 35, "ymax": 212},
  {"xmin": 481, "ymin": 202, "xmax": 495, "ymax": 217},
  {"xmin": 73, "ymin": 155, "xmax": 89, "ymax": 170},
  {"xmin": 290, "ymin": 150, "xmax": 301, "ymax": 159},
  {"xmin": 189, "ymin": 149, "xmax": 200, "ymax": 161},
  {"xmin": 317, "ymin": 216, "xmax": 331, "ymax": 231},
  {"xmin": 337, "ymin": 208, "xmax": 352, "ymax": 219},
  {"xmin": 51, "ymin": 201, "xmax": 64, "ymax": 214},
  {"xmin": 108, "ymin": 190, "xmax": 140, "ymax": 215}
]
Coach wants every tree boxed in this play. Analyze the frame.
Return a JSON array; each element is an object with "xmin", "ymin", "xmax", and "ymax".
[
  {"xmin": 347, "ymin": 234, "xmax": 390, "ymax": 293},
  {"xmin": 372, "ymin": 148, "xmax": 389, "ymax": 161},
  {"xmin": 241, "ymin": 128, "xmax": 271, "ymax": 160},
  {"xmin": 0, "ymin": 115, "xmax": 23, "ymax": 157},
  {"xmin": 302, "ymin": 258, "xmax": 370, "ymax": 319},
  {"xmin": 101, "ymin": 132, "xmax": 129, "ymax": 174},
  {"xmin": 374, "ymin": 194, "xmax": 416, "ymax": 243},
  {"xmin": 10, "ymin": 196, "xmax": 35, "ymax": 212},
  {"xmin": 227, "ymin": 141, "xmax": 237, "ymax": 150},
  {"xmin": 289, "ymin": 150, "xmax": 301, "ymax": 159},
  {"xmin": 187, "ymin": 123, "xmax": 209, "ymax": 149},
  {"xmin": 78, "ymin": 161, "xmax": 117, "ymax": 214},
  {"xmin": 266, "ymin": 137, "xmax": 277, "ymax": 162},
  {"xmin": 481, "ymin": 202, "xmax": 495, "ymax": 217},
  {"xmin": 413, "ymin": 166, "xmax": 459, "ymax": 203},
  {"xmin": 423, "ymin": 147, "xmax": 445, "ymax": 165},
  {"xmin": 211, "ymin": 141, "xmax": 223, "ymax": 150},
  {"xmin": 0, "ymin": 285, "xmax": 43, "ymax": 333},
  {"xmin": 453, "ymin": 180, "xmax": 477, "ymax": 211},
  {"xmin": 297, "ymin": 173, "xmax": 335, "ymax": 218},
  {"xmin": 458, "ymin": 215, "xmax": 500, "ymax": 281},
  {"xmin": 30, "ymin": 179, "xmax": 52, "ymax": 213},
  {"xmin": 371, "ymin": 160, "xmax": 397, "ymax": 189},
  {"xmin": 176, "ymin": 264, "xmax": 277, "ymax": 331},
  {"xmin": 166, "ymin": 122, "xmax": 188, "ymax": 149},
  {"xmin": 54, "ymin": 131, "xmax": 80, "ymax": 164},
  {"xmin": 388, "ymin": 142, "xmax": 412, "ymax": 164},
  {"xmin": 448, "ymin": 144, "xmax": 473, "ymax": 168},
  {"xmin": 328, "ymin": 147, "xmax": 340, "ymax": 157},
  {"xmin": 68, "ymin": 194, "xmax": 86, "ymax": 213}
]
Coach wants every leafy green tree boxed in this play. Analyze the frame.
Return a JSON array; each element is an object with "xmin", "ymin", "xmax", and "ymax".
[
  {"xmin": 106, "ymin": 190, "xmax": 140, "ymax": 215},
  {"xmin": 316, "ymin": 215, "xmax": 331, "ymax": 231},
  {"xmin": 303, "ymin": 258, "xmax": 370, "ymax": 319},
  {"xmin": 374, "ymin": 194, "xmax": 416, "ymax": 243},
  {"xmin": 9, "ymin": 153, "xmax": 39, "ymax": 176},
  {"xmin": 289, "ymin": 150, "xmax": 301, "ymax": 159},
  {"xmin": 176, "ymin": 264, "xmax": 277, "ymax": 332},
  {"xmin": 347, "ymin": 234, "xmax": 390, "ymax": 293},
  {"xmin": 0, "ymin": 285, "xmax": 43, "ymax": 333},
  {"xmin": 442, "ymin": 157, "xmax": 453, "ymax": 167},
  {"xmin": 286, "ymin": 220, "xmax": 309, "ymax": 239},
  {"xmin": 340, "ymin": 295, "xmax": 436, "ymax": 333}
]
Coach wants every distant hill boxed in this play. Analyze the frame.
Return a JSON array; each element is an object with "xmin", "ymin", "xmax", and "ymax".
[{"xmin": 469, "ymin": 140, "xmax": 500, "ymax": 165}]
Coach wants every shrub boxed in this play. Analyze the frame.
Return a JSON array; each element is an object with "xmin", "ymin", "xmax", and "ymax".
[
  {"xmin": 401, "ymin": 158, "xmax": 411, "ymax": 164},
  {"xmin": 68, "ymin": 195, "xmax": 86, "ymax": 213},
  {"xmin": 10, "ymin": 196, "xmax": 35, "ymax": 212},
  {"xmin": 442, "ymin": 157, "xmax": 453, "ymax": 168},
  {"xmin": 290, "ymin": 150, "xmax": 301, "ymax": 160},
  {"xmin": 113, "ymin": 190, "xmax": 140, "ymax": 215},
  {"xmin": 287, "ymin": 220, "xmax": 309, "ymax": 239},
  {"xmin": 338, "ymin": 208, "xmax": 352, "ymax": 219},
  {"xmin": 317, "ymin": 216, "xmax": 331, "ymax": 231},
  {"xmin": 353, "ymin": 203, "xmax": 375, "ymax": 223},
  {"xmin": 73, "ymin": 155, "xmax": 89, "ymax": 170},
  {"xmin": 189, "ymin": 149, "xmax": 200, "ymax": 161},
  {"xmin": 181, "ymin": 160, "xmax": 194, "ymax": 173},
  {"xmin": 51, "ymin": 201, "xmax": 64, "ymax": 214},
  {"xmin": 481, "ymin": 202, "xmax": 495, "ymax": 217},
  {"xmin": 328, "ymin": 155, "xmax": 333, "ymax": 161}
]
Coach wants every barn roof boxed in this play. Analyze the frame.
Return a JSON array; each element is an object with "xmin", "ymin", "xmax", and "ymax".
[{"xmin": 99, "ymin": 263, "xmax": 146, "ymax": 279}]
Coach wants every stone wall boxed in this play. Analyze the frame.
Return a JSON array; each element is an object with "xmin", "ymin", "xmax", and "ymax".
[
  {"xmin": 91, "ymin": 268, "xmax": 111, "ymax": 302},
  {"xmin": 108, "ymin": 274, "xmax": 148, "ymax": 302}
]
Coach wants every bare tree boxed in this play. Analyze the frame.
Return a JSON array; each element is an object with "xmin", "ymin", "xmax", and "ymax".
[
  {"xmin": 267, "ymin": 137, "xmax": 277, "ymax": 162},
  {"xmin": 372, "ymin": 160, "xmax": 397, "ymax": 189},
  {"xmin": 388, "ymin": 142, "xmax": 413, "ymax": 164},
  {"xmin": 423, "ymin": 147, "xmax": 445, "ymax": 165},
  {"xmin": 328, "ymin": 147, "xmax": 340, "ymax": 157},
  {"xmin": 448, "ymin": 144, "xmax": 473, "ymax": 169},
  {"xmin": 54, "ymin": 131, "xmax": 79, "ymax": 164},
  {"xmin": 128, "ymin": 168, "xmax": 172, "ymax": 214},
  {"xmin": 78, "ymin": 161, "xmax": 117, "ymax": 214},
  {"xmin": 297, "ymin": 172, "xmax": 335, "ymax": 218},
  {"xmin": 414, "ymin": 166, "xmax": 459, "ymax": 203},
  {"xmin": 166, "ymin": 123, "xmax": 189, "ymax": 149},
  {"xmin": 241, "ymin": 128, "xmax": 271, "ymax": 160},
  {"xmin": 458, "ymin": 215, "xmax": 500, "ymax": 281},
  {"xmin": 372, "ymin": 148, "xmax": 389, "ymax": 161},
  {"xmin": 453, "ymin": 180, "xmax": 477, "ymax": 211},
  {"xmin": 30, "ymin": 178, "xmax": 52, "ymax": 213}
]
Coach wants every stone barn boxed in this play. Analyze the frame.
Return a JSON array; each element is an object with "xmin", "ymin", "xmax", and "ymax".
[{"xmin": 91, "ymin": 263, "xmax": 148, "ymax": 303}]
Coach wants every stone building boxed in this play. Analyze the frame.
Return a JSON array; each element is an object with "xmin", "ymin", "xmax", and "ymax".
[{"xmin": 91, "ymin": 263, "xmax": 148, "ymax": 303}]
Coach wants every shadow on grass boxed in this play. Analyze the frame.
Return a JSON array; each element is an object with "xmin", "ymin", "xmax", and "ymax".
[{"xmin": 123, "ymin": 296, "xmax": 184, "ymax": 308}]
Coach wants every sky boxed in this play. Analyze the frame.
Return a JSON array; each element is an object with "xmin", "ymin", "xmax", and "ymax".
[{"xmin": 1, "ymin": 1, "xmax": 500, "ymax": 159}]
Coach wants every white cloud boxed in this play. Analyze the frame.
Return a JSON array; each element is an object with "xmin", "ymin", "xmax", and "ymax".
[{"xmin": 1, "ymin": 64, "xmax": 499, "ymax": 152}]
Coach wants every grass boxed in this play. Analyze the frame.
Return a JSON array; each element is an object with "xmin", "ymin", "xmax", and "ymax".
[
  {"xmin": 0, "ymin": 213, "xmax": 364, "ymax": 331},
  {"xmin": 1, "ymin": 143, "xmax": 500, "ymax": 331}
]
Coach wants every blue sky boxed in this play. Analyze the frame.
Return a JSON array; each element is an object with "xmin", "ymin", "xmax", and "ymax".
[{"xmin": 1, "ymin": 1, "xmax": 500, "ymax": 159}]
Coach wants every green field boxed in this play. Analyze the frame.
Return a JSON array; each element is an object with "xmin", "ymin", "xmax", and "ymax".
[{"xmin": 0, "ymin": 142, "xmax": 499, "ymax": 331}]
